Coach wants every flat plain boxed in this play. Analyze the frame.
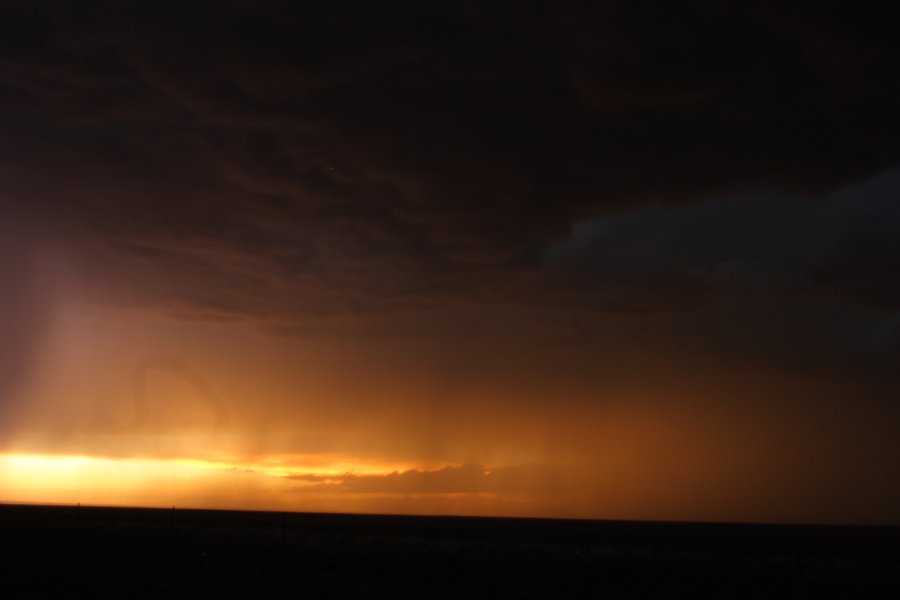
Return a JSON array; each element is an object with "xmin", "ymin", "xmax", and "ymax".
[{"xmin": 1, "ymin": 504, "xmax": 898, "ymax": 598}]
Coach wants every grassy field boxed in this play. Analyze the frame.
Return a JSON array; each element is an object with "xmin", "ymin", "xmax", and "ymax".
[{"xmin": 1, "ymin": 504, "xmax": 897, "ymax": 598}]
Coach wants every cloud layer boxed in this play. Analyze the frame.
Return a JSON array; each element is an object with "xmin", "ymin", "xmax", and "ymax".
[{"xmin": 1, "ymin": 1, "xmax": 899, "ymax": 324}]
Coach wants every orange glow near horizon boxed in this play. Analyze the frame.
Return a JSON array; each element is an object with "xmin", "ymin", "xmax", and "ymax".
[
  {"xmin": 0, "ymin": 452, "xmax": 425, "ymax": 512},
  {"xmin": 0, "ymin": 451, "xmax": 578, "ymax": 520},
  {"xmin": 0, "ymin": 445, "xmax": 580, "ymax": 516},
  {"xmin": 2, "ymin": 303, "xmax": 898, "ymax": 526}
]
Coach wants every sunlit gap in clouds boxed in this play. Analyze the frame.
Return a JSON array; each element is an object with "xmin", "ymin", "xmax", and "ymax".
[{"xmin": 0, "ymin": 451, "xmax": 434, "ymax": 511}]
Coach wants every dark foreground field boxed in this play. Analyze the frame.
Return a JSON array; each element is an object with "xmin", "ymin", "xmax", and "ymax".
[{"xmin": 1, "ymin": 504, "xmax": 898, "ymax": 598}]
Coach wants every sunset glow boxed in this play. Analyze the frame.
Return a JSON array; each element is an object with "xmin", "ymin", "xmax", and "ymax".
[{"xmin": 0, "ymin": 450, "xmax": 498, "ymax": 509}]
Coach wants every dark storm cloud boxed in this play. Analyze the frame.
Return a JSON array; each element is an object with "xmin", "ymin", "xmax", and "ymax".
[
  {"xmin": 545, "ymin": 170, "xmax": 900, "ymax": 382},
  {"xmin": 0, "ymin": 0, "xmax": 898, "ymax": 324},
  {"xmin": 545, "ymin": 169, "xmax": 900, "ymax": 310}
]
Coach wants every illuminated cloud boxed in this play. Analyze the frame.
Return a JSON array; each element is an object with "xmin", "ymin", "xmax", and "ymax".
[{"xmin": 289, "ymin": 463, "xmax": 564, "ymax": 495}]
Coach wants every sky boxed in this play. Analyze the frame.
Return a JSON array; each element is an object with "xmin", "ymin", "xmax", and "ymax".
[{"xmin": 1, "ymin": 1, "xmax": 899, "ymax": 524}]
